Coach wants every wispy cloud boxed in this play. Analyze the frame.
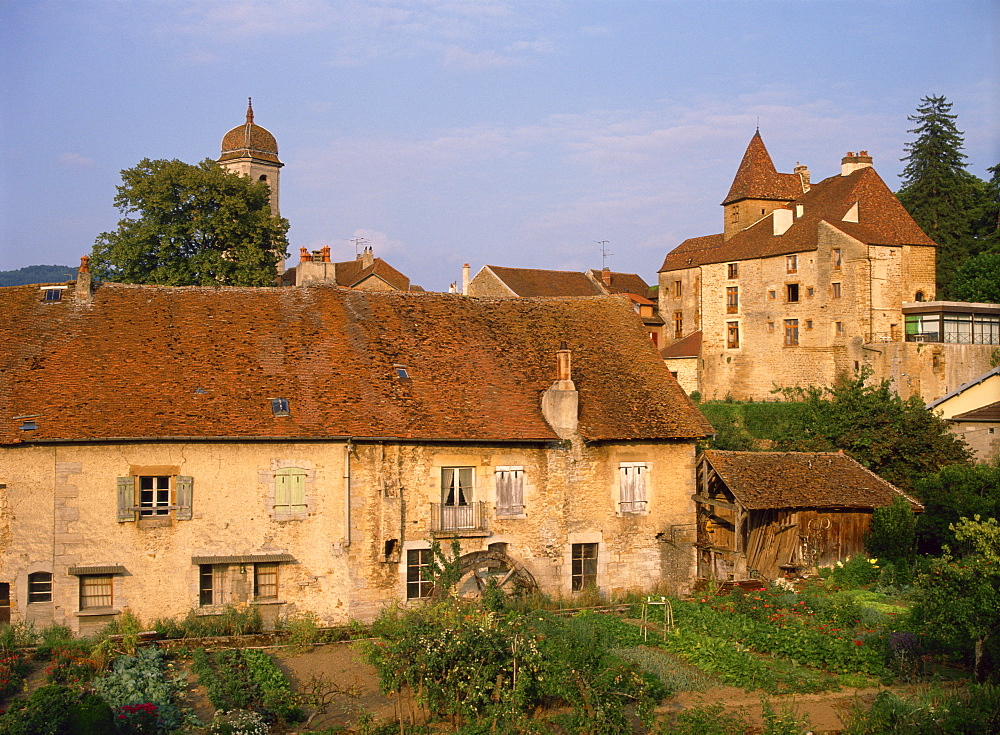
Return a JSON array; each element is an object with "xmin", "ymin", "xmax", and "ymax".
[{"xmin": 58, "ymin": 152, "xmax": 95, "ymax": 168}]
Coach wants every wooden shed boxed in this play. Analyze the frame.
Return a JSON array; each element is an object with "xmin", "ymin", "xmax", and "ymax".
[{"xmin": 694, "ymin": 450, "xmax": 921, "ymax": 581}]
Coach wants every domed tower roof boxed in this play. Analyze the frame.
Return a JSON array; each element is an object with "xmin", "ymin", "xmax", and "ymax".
[{"xmin": 219, "ymin": 98, "xmax": 282, "ymax": 165}]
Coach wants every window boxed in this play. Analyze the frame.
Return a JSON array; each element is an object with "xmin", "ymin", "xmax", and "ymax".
[
  {"xmin": 253, "ymin": 563, "xmax": 278, "ymax": 600},
  {"xmin": 571, "ymin": 543, "xmax": 598, "ymax": 591},
  {"xmin": 784, "ymin": 319, "xmax": 799, "ymax": 346},
  {"xmin": 406, "ymin": 549, "xmax": 434, "ymax": 599},
  {"xmin": 672, "ymin": 280, "xmax": 682, "ymax": 298},
  {"xmin": 673, "ymin": 311, "xmax": 683, "ymax": 339},
  {"xmin": 274, "ymin": 468, "xmax": 307, "ymax": 513},
  {"xmin": 726, "ymin": 321, "xmax": 740, "ymax": 349},
  {"xmin": 394, "ymin": 365, "xmax": 410, "ymax": 379},
  {"xmin": 786, "ymin": 283, "xmax": 799, "ymax": 302},
  {"xmin": 726, "ymin": 286, "xmax": 739, "ymax": 314},
  {"xmin": 42, "ymin": 288, "xmax": 62, "ymax": 302},
  {"xmin": 768, "ymin": 290, "xmax": 776, "ymax": 300},
  {"xmin": 832, "ymin": 282, "xmax": 842, "ymax": 298},
  {"xmin": 731, "ymin": 206, "xmax": 740, "ymax": 223},
  {"xmin": 727, "ymin": 263, "xmax": 739, "ymax": 279},
  {"xmin": 28, "ymin": 572, "xmax": 52, "ymax": 603},
  {"xmin": 807, "ymin": 287, "xmax": 814, "ymax": 297},
  {"xmin": 832, "ymin": 249, "xmax": 842, "ymax": 269},
  {"xmin": 836, "ymin": 322, "xmax": 844, "ymax": 336},
  {"xmin": 495, "ymin": 466, "xmax": 524, "ymax": 516},
  {"xmin": 139, "ymin": 476, "xmax": 170, "ymax": 516},
  {"xmin": 79, "ymin": 575, "xmax": 113, "ymax": 610},
  {"xmin": 619, "ymin": 463, "xmax": 647, "ymax": 513},
  {"xmin": 199, "ymin": 565, "xmax": 217, "ymax": 606},
  {"xmin": 440, "ymin": 467, "xmax": 476, "ymax": 530},
  {"xmin": 915, "ymin": 291, "xmax": 925, "ymax": 302},
  {"xmin": 805, "ymin": 320, "xmax": 813, "ymax": 330},
  {"xmin": 117, "ymin": 474, "xmax": 192, "ymax": 522},
  {"xmin": 786, "ymin": 254, "xmax": 798, "ymax": 273},
  {"xmin": 767, "ymin": 321, "xmax": 775, "ymax": 332}
]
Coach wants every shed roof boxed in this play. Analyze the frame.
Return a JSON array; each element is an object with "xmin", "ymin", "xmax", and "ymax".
[
  {"xmin": 1, "ymin": 282, "xmax": 712, "ymax": 445},
  {"xmin": 701, "ymin": 450, "xmax": 919, "ymax": 510}
]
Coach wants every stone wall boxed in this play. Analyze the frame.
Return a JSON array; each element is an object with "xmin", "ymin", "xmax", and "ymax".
[{"xmin": 0, "ymin": 436, "xmax": 699, "ymax": 632}]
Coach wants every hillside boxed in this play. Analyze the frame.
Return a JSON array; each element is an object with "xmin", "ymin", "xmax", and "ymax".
[{"xmin": 0, "ymin": 265, "xmax": 76, "ymax": 286}]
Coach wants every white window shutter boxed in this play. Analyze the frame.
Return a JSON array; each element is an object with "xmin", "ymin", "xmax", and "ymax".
[
  {"xmin": 117, "ymin": 477, "xmax": 135, "ymax": 522},
  {"xmin": 176, "ymin": 476, "xmax": 194, "ymax": 520}
]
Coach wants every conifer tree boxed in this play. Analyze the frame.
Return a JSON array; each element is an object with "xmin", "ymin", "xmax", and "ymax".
[{"xmin": 897, "ymin": 96, "xmax": 982, "ymax": 297}]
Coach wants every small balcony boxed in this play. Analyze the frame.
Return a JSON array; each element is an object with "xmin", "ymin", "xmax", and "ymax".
[{"xmin": 431, "ymin": 502, "xmax": 489, "ymax": 537}]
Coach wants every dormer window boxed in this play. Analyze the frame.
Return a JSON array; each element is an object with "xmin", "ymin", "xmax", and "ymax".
[
  {"xmin": 270, "ymin": 398, "xmax": 290, "ymax": 416},
  {"xmin": 394, "ymin": 365, "xmax": 410, "ymax": 380},
  {"xmin": 40, "ymin": 286, "xmax": 67, "ymax": 302}
]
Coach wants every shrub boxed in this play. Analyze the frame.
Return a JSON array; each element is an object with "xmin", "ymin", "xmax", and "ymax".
[
  {"xmin": 844, "ymin": 684, "xmax": 1000, "ymax": 733},
  {"xmin": 34, "ymin": 624, "xmax": 78, "ymax": 660},
  {"xmin": 93, "ymin": 647, "xmax": 184, "ymax": 731},
  {"xmin": 829, "ymin": 556, "xmax": 881, "ymax": 589},
  {"xmin": 209, "ymin": 709, "xmax": 269, "ymax": 735},
  {"xmin": 865, "ymin": 496, "xmax": 917, "ymax": 565},
  {"xmin": 44, "ymin": 643, "xmax": 101, "ymax": 686},
  {"xmin": 0, "ymin": 652, "xmax": 29, "ymax": 698},
  {"xmin": 0, "ymin": 622, "xmax": 37, "ymax": 654},
  {"xmin": 0, "ymin": 684, "xmax": 77, "ymax": 735}
]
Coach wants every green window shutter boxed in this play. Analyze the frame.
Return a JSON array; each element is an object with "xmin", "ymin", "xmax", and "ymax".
[
  {"xmin": 176, "ymin": 476, "xmax": 194, "ymax": 520},
  {"xmin": 289, "ymin": 473, "xmax": 306, "ymax": 511},
  {"xmin": 117, "ymin": 477, "xmax": 135, "ymax": 522},
  {"xmin": 275, "ymin": 473, "xmax": 290, "ymax": 509}
]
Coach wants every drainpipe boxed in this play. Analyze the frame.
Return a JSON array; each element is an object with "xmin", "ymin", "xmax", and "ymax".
[{"xmin": 343, "ymin": 440, "xmax": 352, "ymax": 547}]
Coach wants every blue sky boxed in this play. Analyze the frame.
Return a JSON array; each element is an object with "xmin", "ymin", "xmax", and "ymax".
[{"xmin": 2, "ymin": 0, "xmax": 997, "ymax": 291}]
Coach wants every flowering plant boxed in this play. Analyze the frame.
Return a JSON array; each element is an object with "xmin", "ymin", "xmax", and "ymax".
[{"xmin": 114, "ymin": 702, "xmax": 159, "ymax": 733}]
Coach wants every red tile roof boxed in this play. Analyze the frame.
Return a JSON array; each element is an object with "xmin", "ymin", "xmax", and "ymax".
[
  {"xmin": 722, "ymin": 131, "xmax": 803, "ymax": 205},
  {"xmin": 702, "ymin": 450, "xmax": 920, "ymax": 510},
  {"xmin": 1, "ymin": 283, "xmax": 712, "ymax": 445},
  {"xmin": 584, "ymin": 270, "xmax": 650, "ymax": 296},
  {"xmin": 483, "ymin": 266, "xmax": 604, "ymax": 297},
  {"xmin": 333, "ymin": 258, "xmax": 411, "ymax": 291},
  {"xmin": 951, "ymin": 401, "xmax": 1000, "ymax": 422},
  {"xmin": 660, "ymin": 167, "xmax": 936, "ymax": 272},
  {"xmin": 660, "ymin": 330, "xmax": 702, "ymax": 359}
]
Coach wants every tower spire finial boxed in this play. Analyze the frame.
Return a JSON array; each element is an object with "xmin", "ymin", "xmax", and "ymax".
[{"xmin": 246, "ymin": 97, "xmax": 254, "ymax": 124}]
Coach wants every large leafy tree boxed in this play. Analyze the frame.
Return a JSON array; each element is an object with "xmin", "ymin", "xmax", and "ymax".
[
  {"xmin": 897, "ymin": 96, "xmax": 985, "ymax": 297},
  {"xmin": 771, "ymin": 369, "xmax": 972, "ymax": 491},
  {"xmin": 91, "ymin": 158, "xmax": 289, "ymax": 286},
  {"xmin": 913, "ymin": 461, "xmax": 1000, "ymax": 554}
]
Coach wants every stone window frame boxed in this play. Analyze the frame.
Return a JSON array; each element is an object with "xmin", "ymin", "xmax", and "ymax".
[
  {"xmin": 116, "ymin": 467, "xmax": 192, "ymax": 525},
  {"xmin": 786, "ymin": 283, "xmax": 800, "ymax": 303},
  {"xmin": 78, "ymin": 575, "xmax": 114, "ymax": 612},
  {"xmin": 405, "ymin": 547, "xmax": 434, "ymax": 600},
  {"xmin": 831, "ymin": 282, "xmax": 842, "ymax": 299},
  {"xmin": 672, "ymin": 280, "xmax": 682, "ymax": 298},
  {"xmin": 618, "ymin": 462, "xmax": 648, "ymax": 515},
  {"xmin": 726, "ymin": 286, "xmax": 739, "ymax": 314},
  {"xmin": 726, "ymin": 321, "xmax": 740, "ymax": 349},
  {"xmin": 832, "ymin": 248, "xmax": 842, "ymax": 269},
  {"xmin": 836, "ymin": 321, "xmax": 844, "ymax": 336},
  {"xmin": 784, "ymin": 319, "xmax": 800, "ymax": 346},
  {"xmin": 673, "ymin": 311, "xmax": 683, "ymax": 339},
  {"xmin": 786, "ymin": 254, "xmax": 798, "ymax": 274},
  {"xmin": 261, "ymin": 460, "xmax": 317, "ymax": 521},
  {"xmin": 727, "ymin": 263, "xmax": 739, "ymax": 279},
  {"xmin": 494, "ymin": 466, "xmax": 526, "ymax": 518},
  {"xmin": 27, "ymin": 571, "xmax": 52, "ymax": 604}
]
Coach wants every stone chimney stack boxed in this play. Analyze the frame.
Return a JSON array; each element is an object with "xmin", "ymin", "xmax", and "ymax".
[
  {"xmin": 320, "ymin": 245, "xmax": 331, "ymax": 263},
  {"xmin": 541, "ymin": 341, "xmax": 579, "ymax": 438},
  {"xmin": 361, "ymin": 246, "xmax": 374, "ymax": 268},
  {"xmin": 462, "ymin": 263, "xmax": 470, "ymax": 296},
  {"xmin": 794, "ymin": 162, "xmax": 811, "ymax": 192},
  {"xmin": 841, "ymin": 150, "xmax": 873, "ymax": 176},
  {"xmin": 75, "ymin": 255, "xmax": 92, "ymax": 304},
  {"xmin": 601, "ymin": 267, "xmax": 612, "ymax": 287}
]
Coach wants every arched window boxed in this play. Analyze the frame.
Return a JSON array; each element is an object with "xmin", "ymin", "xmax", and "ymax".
[
  {"xmin": 28, "ymin": 571, "xmax": 52, "ymax": 603},
  {"xmin": 915, "ymin": 291, "xmax": 925, "ymax": 302},
  {"xmin": 258, "ymin": 175, "xmax": 268, "ymax": 183}
]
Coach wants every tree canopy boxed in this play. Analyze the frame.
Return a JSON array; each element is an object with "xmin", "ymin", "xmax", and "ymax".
[
  {"xmin": 90, "ymin": 158, "xmax": 290, "ymax": 287},
  {"xmin": 768, "ymin": 370, "xmax": 972, "ymax": 491},
  {"xmin": 897, "ymin": 96, "xmax": 998, "ymax": 298}
]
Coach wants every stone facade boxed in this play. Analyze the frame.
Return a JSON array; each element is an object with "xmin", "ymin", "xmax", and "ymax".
[
  {"xmin": 1, "ymin": 278, "xmax": 710, "ymax": 632},
  {"xmin": 658, "ymin": 134, "xmax": 993, "ymax": 402}
]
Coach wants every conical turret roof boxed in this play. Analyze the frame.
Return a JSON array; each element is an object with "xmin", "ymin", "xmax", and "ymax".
[{"xmin": 722, "ymin": 131, "xmax": 802, "ymax": 205}]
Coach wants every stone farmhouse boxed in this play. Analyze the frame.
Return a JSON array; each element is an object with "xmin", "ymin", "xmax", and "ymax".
[
  {"xmin": 658, "ymin": 132, "xmax": 997, "ymax": 402},
  {"xmin": 0, "ymin": 265, "xmax": 711, "ymax": 634}
]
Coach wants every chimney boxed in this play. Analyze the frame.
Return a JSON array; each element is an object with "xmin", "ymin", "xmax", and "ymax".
[
  {"xmin": 75, "ymin": 255, "xmax": 92, "ymax": 304},
  {"xmin": 362, "ymin": 245, "xmax": 374, "ymax": 268},
  {"xmin": 320, "ymin": 245, "xmax": 331, "ymax": 263},
  {"xmin": 841, "ymin": 150, "xmax": 873, "ymax": 176},
  {"xmin": 541, "ymin": 341, "xmax": 579, "ymax": 439},
  {"xmin": 299, "ymin": 246, "xmax": 310, "ymax": 264},
  {"xmin": 773, "ymin": 208, "xmax": 794, "ymax": 236},
  {"xmin": 601, "ymin": 267, "xmax": 612, "ymax": 287},
  {"xmin": 794, "ymin": 162, "xmax": 810, "ymax": 191},
  {"xmin": 462, "ymin": 263, "xmax": 470, "ymax": 295}
]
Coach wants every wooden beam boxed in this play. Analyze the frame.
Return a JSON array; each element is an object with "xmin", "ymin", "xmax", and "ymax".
[{"xmin": 692, "ymin": 494, "xmax": 737, "ymax": 511}]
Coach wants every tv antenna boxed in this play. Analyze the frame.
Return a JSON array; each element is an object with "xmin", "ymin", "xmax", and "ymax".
[
  {"xmin": 348, "ymin": 237, "xmax": 369, "ymax": 256},
  {"xmin": 597, "ymin": 240, "xmax": 612, "ymax": 269}
]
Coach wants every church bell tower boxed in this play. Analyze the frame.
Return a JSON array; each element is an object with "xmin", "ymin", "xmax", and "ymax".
[{"xmin": 218, "ymin": 98, "xmax": 283, "ymax": 217}]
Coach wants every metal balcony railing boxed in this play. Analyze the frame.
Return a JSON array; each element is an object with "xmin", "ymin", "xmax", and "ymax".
[{"xmin": 431, "ymin": 502, "xmax": 488, "ymax": 533}]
